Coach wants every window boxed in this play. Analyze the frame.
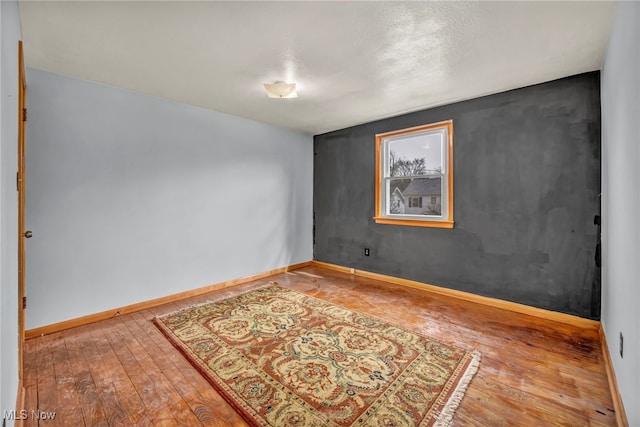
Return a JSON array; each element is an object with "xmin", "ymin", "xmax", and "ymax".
[{"xmin": 374, "ymin": 120, "xmax": 454, "ymax": 228}]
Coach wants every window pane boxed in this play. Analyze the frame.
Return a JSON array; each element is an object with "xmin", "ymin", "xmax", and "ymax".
[
  {"xmin": 388, "ymin": 178, "xmax": 411, "ymax": 214},
  {"xmin": 387, "ymin": 131, "xmax": 443, "ymax": 177},
  {"xmin": 402, "ymin": 177, "xmax": 441, "ymax": 215}
]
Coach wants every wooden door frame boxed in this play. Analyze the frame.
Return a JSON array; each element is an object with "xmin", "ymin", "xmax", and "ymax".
[{"xmin": 18, "ymin": 39, "xmax": 26, "ymax": 385}]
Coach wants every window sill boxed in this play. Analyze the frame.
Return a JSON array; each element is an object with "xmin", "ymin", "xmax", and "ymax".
[{"xmin": 373, "ymin": 217, "xmax": 455, "ymax": 229}]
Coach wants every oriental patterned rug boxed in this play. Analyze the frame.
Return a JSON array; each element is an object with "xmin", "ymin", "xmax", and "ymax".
[{"xmin": 153, "ymin": 285, "xmax": 480, "ymax": 426}]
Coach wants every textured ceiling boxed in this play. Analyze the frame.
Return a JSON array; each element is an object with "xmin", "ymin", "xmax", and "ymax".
[{"xmin": 19, "ymin": 1, "xmax": 617, "ymax": 135}]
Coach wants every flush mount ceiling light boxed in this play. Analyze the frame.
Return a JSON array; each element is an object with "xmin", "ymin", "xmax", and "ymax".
[{"xmin": 263, "ymin": 81, "xmax": 298, "ymax": 99}]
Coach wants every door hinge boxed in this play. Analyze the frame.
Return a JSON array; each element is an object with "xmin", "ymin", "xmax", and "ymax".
[
  {"xmin": 22, "ymin": 108, "xmax": 27, "ymax": 122},
  {"xmin": 16, "ymin": 171, "xmax": 20, "ymax": 191},
  {"xmin": 22, "ymin": 296, "xmax": 27, "ymax": 309}
]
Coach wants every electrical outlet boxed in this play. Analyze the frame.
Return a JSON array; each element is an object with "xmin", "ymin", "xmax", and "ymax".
[
  {"xmin": 619, "ymin": 332, "xmax": 624, "ymax": 358},
  {"xmin": 364, "ymin": 248, "xmax": 370, "ymax": 256}
]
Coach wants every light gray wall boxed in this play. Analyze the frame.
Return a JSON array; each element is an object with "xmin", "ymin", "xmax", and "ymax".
[
  {"xmin": 601, "ymin": 1, "xmax": 640, "ymax": 424},
  {"xmin": 1, "ymin": 0, "xmax": 21, "ymax": 424},
  {"xmin": 25, "ymin": 69, "xmax": 313, "ymax": 329}
]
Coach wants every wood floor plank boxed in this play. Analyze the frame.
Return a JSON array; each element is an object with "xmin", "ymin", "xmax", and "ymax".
[
  {"xmin": 85, "ymin": 321, "xmax": 147, "ymax": 425},
  {"xmin": 62, "ymin": 327, "xmax": 111, "ymax": 427},
  {"xmin": 34, "ymin": 334, "xmax": 60, "ymax": 427},
  {"xmin": 23, "ymin": 266, "xmax": 618, "ymax": 426},
  {"xmin": 49, "ymin": 332, "xmax": 86, "ymax": 426},
  {"xmin": 23, "ymin": 338, "xmax": 40, "ymax": 427},
  {"xmin": 94, "ymin": 320, "xmax": 182, "ymax": 425},
  {"xmin": 23, "ymin": 338, "xmax": 39, "ymax": 388},
  {"xmin": 105, "ymin": 313, "xmax": 203, "ymax": 426},
  {"xmin": 74, "ymin": 322, "xmax": 135, "ymax": 427}
]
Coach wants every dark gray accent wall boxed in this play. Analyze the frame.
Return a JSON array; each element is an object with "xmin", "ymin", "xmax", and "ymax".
[{"xmin": 314, "ymin": 72, "xmax": 601, "ymax": 319}]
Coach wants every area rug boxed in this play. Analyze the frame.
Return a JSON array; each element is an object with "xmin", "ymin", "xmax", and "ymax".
[{"xmin": 153, "ymin": 285, "xmax": 480, "ymax": 426}]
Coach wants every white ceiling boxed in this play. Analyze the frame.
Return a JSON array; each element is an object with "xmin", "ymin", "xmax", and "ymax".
[{"xmin": 19, "ymin": 1, "xmax": 617, "ymax": 135}]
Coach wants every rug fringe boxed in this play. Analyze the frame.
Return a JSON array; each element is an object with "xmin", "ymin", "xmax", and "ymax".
[{"xmin": 433, "ymin": 351, "xmax": 482, "ymax": 427}]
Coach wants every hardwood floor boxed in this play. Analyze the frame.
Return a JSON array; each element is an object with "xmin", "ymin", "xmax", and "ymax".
[{"xmin": 22, "ymin": 265, "xmax": 617, "ymax": 426}]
